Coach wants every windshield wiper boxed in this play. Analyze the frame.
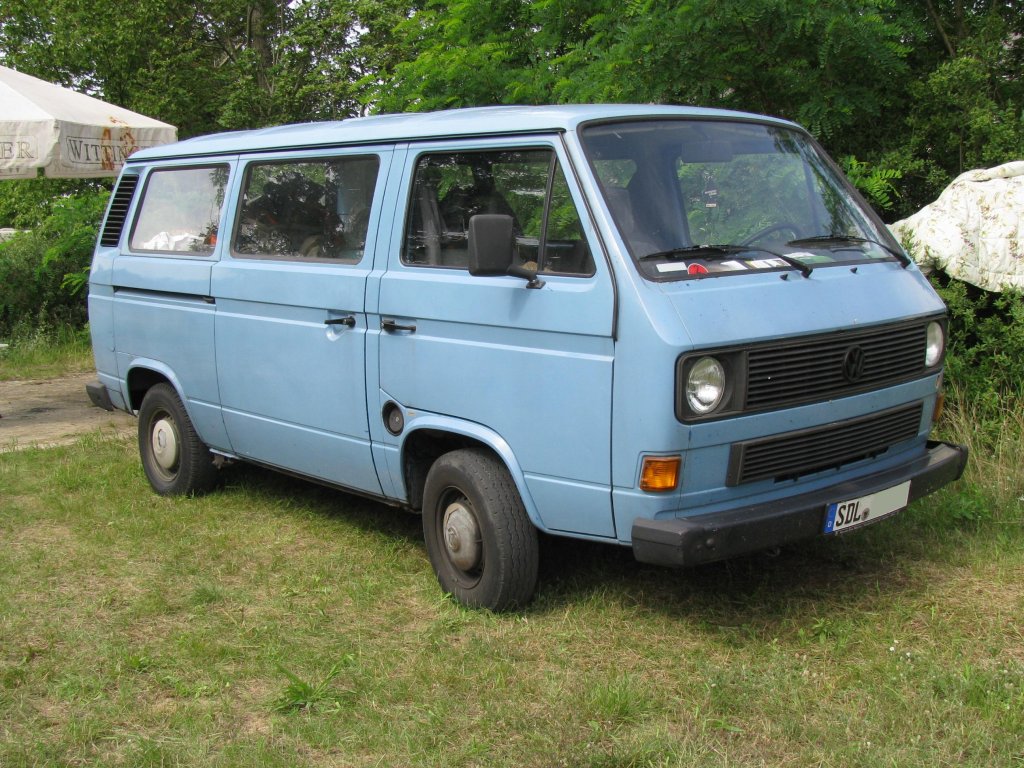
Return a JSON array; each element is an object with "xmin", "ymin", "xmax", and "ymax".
[
  {"xmin": 638, "ymin": 244, "xmax": 733, "ymax": 261},
  {"xmin": 639, "ymin": 244, "xmax": 812, "ymax": 278},
  {"xmin": 787, "ymin": 234, "xmax": 911, "ymax": 269}
]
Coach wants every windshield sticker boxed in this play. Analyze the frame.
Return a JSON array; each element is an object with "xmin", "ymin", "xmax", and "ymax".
[
  {"xmin": 746, "ymin": 258, "xmax": 790, "ymax": 269},
  {"xmin": 653, "ymin": 252, "xmax": 859, "ymax": 278},
  {"xmin": 790, "ymin": 251, "xmax": 835, "ymax": 264},
  {"xmin": 656, "ymin": 261, "xmax": 692, "ymax": 273}
]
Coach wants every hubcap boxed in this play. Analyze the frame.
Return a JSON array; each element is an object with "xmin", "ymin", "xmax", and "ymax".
[
  {"xmin": 442, "ymin": 500, "xmax": 481, "ymax": 572},
  {"xmin": 151, "ymin": 416, "xmax": 180, "ymax": 472}
]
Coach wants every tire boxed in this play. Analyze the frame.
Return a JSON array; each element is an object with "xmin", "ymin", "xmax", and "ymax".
[
  {"xmin": 422, "ymin": 448, "xmax": 539, "ymax": 611},
  {"xmin": 138, "ymin": 383, "xmax": 218, "ymax": 496}
]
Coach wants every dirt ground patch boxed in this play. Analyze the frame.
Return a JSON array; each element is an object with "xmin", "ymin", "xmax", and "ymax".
[{"xmin": 0, "ymin": 373, "xmax": 135, "ymax": 452}]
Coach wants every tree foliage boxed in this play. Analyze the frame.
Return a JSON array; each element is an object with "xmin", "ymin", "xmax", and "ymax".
[
  {"xmin": 0, "ymin": 0, "xmax": 407, "ymax": 136},
  {"xmin": 0, "ymin": 0, "xmax": 1021, "ymax": 227},
  {"xmin": 367, "ymin": 0, "xmax": 1022, "ymax": 217}
]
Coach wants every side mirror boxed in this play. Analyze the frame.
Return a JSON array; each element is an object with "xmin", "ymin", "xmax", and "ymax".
[
  {"xmin": 468, "ymin": 214, "xmax": 515, "ymax": 276},
  {"xmin": 468, "ymin": 214, "xmax": 545, "ymax": 288}
]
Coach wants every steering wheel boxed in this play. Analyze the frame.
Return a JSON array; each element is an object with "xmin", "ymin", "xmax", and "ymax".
[{"xmin": 741, "ymin": 222, "xmax": 801, "ymax": 246}]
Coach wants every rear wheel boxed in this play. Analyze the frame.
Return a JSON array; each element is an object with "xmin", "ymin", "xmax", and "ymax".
[
  {"xmin": 422, "ymin": 448, "xmax": 539, "ymax": 610},
  {"xmin": 138, "ymin": 383, "xmax": 218, "ymax": 495}
]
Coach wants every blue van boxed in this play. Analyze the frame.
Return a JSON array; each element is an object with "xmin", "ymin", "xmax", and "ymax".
[{"xmin": 87, "ymin": 105, "xmax": 967, "ymax": 609}]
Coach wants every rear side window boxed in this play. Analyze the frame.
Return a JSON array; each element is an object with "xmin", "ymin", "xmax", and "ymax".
[
  {"xmin": 233, "ymin": 155, "xmax": 380, "ymax": 263},
  {"xmin": 403, "ymin": 149, "xmax": 594, "ymax": 276},
  {"xmin": 130, "ymin": 166, "xmax": 229, "ymax": 254}
]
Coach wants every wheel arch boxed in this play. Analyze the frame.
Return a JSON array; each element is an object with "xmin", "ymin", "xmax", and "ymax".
[
  {"xmin": 124, "ymin": 359, "xmax": 184, "ymax": 413},
  {"xmin": 399, "ymin": 416, "xmax": 546, "ymax": 532}
]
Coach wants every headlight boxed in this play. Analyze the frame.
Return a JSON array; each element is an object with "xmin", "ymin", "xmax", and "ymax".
[
  {"xmin": 686, "ymin": 356, "xmax": 726, "ymax": 414},
  {"xmin": 925, "ymin": 321, "xmax": 945, "ymax": 367}
]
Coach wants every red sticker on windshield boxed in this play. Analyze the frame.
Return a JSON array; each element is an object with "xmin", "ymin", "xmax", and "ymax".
[{"xmin": 687, "ymin": 263, "xmax": 709, "ymax": 275}]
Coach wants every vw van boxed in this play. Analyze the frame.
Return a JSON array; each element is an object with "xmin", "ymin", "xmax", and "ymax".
[{"xmin": 86, "ymin": 105, "xmax": 967, "ymax": 609}]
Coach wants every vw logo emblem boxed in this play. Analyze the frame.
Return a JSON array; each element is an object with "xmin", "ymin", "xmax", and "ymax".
[{"xmin": 843, "ymin": 346, "xmax": 866, "ymax": 383}]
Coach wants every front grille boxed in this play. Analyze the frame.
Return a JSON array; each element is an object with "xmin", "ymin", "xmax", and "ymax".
[
  {"xmin": 745, "ymin": 322, "xmax": 928, "ymax": 410},
  {"xmin": 727, "ymin": 402, "xmax": 923, "ymax": 486}
]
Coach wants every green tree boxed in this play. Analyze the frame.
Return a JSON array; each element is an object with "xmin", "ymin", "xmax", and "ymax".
[
  {"xmin": 373, "ymin": 0, "xmax": 544, "ymax": 111},
  {"xmin": 2, "ymin": 0, "xmax": 1022, "ymax": 228},
  {"xmin": 874, "ymin": 1, "xmax": 1024, "ymax": 215},
  {"xmin": 0, "ymin": 0, "xmax": 398, "ymax": 135},
  {"xmin": 373, "ymin": 1, "xmax": 912, "ymax": 158}
]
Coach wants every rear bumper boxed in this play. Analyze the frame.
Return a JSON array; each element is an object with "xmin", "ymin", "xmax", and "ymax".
[
  {"xmin": 631, "ymin": 441, "xmax": 968, "ymax": 567},
  {"xmin": 85, "ymin": 379, "xmax": 115, "ymax": 411}
]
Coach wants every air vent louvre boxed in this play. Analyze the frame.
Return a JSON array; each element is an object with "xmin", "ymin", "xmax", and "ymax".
[{"xmin": 99, "ymin": 175, "xmax": 140, "ymax": 248}]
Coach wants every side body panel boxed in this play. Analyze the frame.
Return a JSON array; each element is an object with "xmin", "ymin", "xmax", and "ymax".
[
  {"xmin": 210, "ymin": 148, "xmax": 394, "ymax": 495},
  {"xmin": 106, "ymin": 160, "xmax": 234, "ymax": 449},
  {"xmin": 374, "ymin": 136, "xmax": 618, "ymax": 537}
]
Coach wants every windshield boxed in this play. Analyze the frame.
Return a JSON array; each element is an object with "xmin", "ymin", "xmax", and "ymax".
[{"xmin": 579, "ymin": 119, "xmax": 898, "ymax": 280}]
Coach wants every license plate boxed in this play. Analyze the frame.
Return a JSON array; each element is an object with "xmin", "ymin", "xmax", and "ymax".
[{"xmin": 824, "ymin": 481, "xmax": 911, "ymax": 534}]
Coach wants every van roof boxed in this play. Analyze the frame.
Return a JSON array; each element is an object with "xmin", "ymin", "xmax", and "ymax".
[{"xmin": 127, "ymin": 104, "xmax": 799, "ymax": 163}]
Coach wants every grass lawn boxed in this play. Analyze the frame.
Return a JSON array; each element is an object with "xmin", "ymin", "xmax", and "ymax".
[
  {"xmin": 0, "ymin": 327, "xmax": 93, "ymax": 381},
  {"xmin": 1, "ymin": 432, "xmax": 1021, "ymax": 767}
]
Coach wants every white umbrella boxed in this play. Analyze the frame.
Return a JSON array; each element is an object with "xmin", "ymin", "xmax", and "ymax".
[{"xmin": 0, "ymin": 65, "xmax": 177, "ymax": 179}]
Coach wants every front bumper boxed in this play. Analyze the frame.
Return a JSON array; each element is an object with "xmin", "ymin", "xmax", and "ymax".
[{"xmin": 631, "ymin": 441, "xmax": 968, "ymax": 567}]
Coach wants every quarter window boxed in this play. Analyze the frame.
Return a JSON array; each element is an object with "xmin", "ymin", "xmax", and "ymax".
[
  {"xmin": 403, "ymin": 149, "xmax": 594, "ymax": 276},
  {"xmin": 233, "ymin": 156, "xmax": 380, "ymax": 262},
  {"xmin": 130, "ymin": 166, "xmax": 228, "ymax": 254}
]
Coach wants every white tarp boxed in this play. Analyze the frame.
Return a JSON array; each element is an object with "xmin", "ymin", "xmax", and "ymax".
[
  {"xmin": 0, "ymin": 65, "xmax": 176, "ymax": 179},
  {"xmin": 889, "ymin": 161, "xmax": 1024, "ymax": 292}
]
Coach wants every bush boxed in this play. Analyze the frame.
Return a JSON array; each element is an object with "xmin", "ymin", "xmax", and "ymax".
[
  {"xmin": 930, "ymin": 274, "xmax": 1024, "ymax": 514},
  {"xmin": 0, "ymin": 189, "xmax": 109, "ymax": 337},
  {"xmin": 932, "ymin": 275, "xmax": 1024, "ymax": 411}
]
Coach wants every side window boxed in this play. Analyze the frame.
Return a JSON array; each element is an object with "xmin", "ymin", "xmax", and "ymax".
[
  {"xmin": 130, "ymin": 166, "xmax": 228, "ymax": 253},
  {"xmin": 233, "ymin": 155, "xmax": 380, "ymax": 262},
  {"xmin": 403, "ymin": 149, "xmax": 594, "ymax": 275}
]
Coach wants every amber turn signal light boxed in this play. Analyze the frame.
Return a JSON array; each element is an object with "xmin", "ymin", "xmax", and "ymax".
[{"xmin": 640, "ymin": 456, "xmax": 681, "ymax": 493}]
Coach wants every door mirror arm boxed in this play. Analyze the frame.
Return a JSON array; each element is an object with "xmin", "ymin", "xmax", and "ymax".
[{"xmin": 506, "ymin": 264, "xmax": 545, "ymax": 289}]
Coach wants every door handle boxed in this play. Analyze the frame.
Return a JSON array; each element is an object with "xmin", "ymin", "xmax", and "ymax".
[
  {"xmin": 381, "ymin": 319, "xmax": 416, "ymax": 333},
  {"xmin": 324, "ymin": 315, "xmax": 356, "ymax": 328}
]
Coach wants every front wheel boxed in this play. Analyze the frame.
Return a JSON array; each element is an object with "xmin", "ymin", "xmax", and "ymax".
[
  {"xmin": 138, "ymin": 383, "xmax": 218, "ymax": 495},
  {"xmin": 422, "ymin": 449, "xmax": 539, "ymax": 611}
]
